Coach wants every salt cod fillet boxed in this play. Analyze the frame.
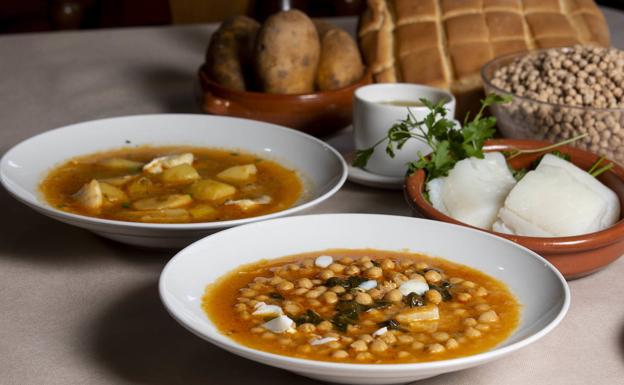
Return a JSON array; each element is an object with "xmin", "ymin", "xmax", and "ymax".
[
  {"xmin": 426, "ymin": 152, "xmax": 517, "ymax": 229},
  {"xmin": 493, "ymin": 154, "xmax": 620, "ymax": 236}
]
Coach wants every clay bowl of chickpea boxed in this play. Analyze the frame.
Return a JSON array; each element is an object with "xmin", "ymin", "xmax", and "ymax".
[{"xmin": 481, "ymin": 46, "xmax": 624, "ymax": 165}]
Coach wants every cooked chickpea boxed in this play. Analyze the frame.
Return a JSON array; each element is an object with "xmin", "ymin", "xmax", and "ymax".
[
  {"xmin": 359, "ymin": 256, "xmax": 372, "ymax": 264},
  {"xmin": 240, "ymin": 311, "xmax": 250, "ymax": 320},
  {"xmin": 277, "ymin": 281, "xmax": 294, "ymax": 291},
  {"xmin": 330, "ymin": 285, "xmax": 346, "ymax": 294},
  {"xmin": 453, "ymin": 308, "xmax": 468, "ymax": 316},
  {"xmin": 296, "ymin": 278, "xmax": 313, "ymax": 289},
  {"xmin": 465, "ymin": 327, "xmax": 482, "ymax": 338},
  {"xmin": 432, "ymin": 332, "xmax": 449, "ymax": 342},
  {"xmin": 408, "ymin": 273, "xmax": 427, "ymax": 282},
  {"xmin": 240, "ymin": 288, "xmax": 257, "ymax": 298},
  {"xmin": 370, "ymin": 339, "xmax": 388, "ymax": 353},
  {"xmin": 306, "ymin": 289, "xmax": 323, "ymax": 299},
  {"xmin": 369, "ymin": 288, "xmax": 383, "ymax": 300},
  {"xmin": 380, "ymin": 259, "xmax": 395, "ymax": 270},
  {"xmin": 298, "ymin": 323, "xmax": 316, "ymax": 333},
  {"xmin": 446, "ymin": 338, "xmax": 459, "ymax": 350},
  {"xmin": 476, "ymin": 324, "xmax": 490, "ymax": 331},
  {"xmin": 398, "ymin": 335, "xmax": 414, "ymax": 344},
  {"xmin": 328, "ymin": 263, "xmax": 345, "ymax": 273},
  {"xmin": 355, "ymin": 352, "xmax": 373, "ymax": 361},
  {"xmin": 411, "ymin": 341, "xmax": 425, "ymax": 350},
  {"xmin": 449, "ymin": 277, "xmax": 463, "ymax": 284},
  {"xmin": 350, "ymin": 339, "xmax": 368, "ymax": 351},
  {"xmin": 234, "ymin": 303, "xmax": 247, "ymax": 312},
  {"xmin": 342, "ymin": 293, "xmax": 353, "ymax": 301},
  {"xmin": 287, "ymin": 264, "xmax": 300, "ymax": 271},
  {"xmin": 358, "ymin": 334, "xmax": 373, "ymax": 343},
  {"xmin": 456, "ymin": 292, "xmax": 472, "ymax": 302},
  {"xmin": 463, "ymin": 317, "xmax": 477, "ymax": 327},
  {"xmin": 478, "ymin": 310, "xmax": 499, "ymax": 323},
  {"xmin": 424, "ymin": 270, "xmax": 442, "ymax": 284},
  {"xmin": 327, "ymin": 341, "xmax": 342, "ymax": 349},
  {"xmin": 302, "ymin": 259, "xmax": 314, "ymax": 268},
  {"xmin": 293, "ymin": 288, "xmax": 308, "ymax": 296},
  {"xmin": 255, "ymin": 295, "xmax": 269, "ymax": 301},
  {"xmin": 332, "ymin": 350, "xmax": 349, "ymax": 359},
  {"xmin": 344, "ymin": 265, "xmax": 361, "ymax": 276},
  {"xmin": 320, "ymin": 269, "xmax": 334, "ymax": 280},
  {"xmin": 462, "ymin": 280, "xmax": 476, "ymax": 289},
  {"xmin": 261, "ymin": 332, "xmax": 276, "ymax": 340},
  {"xmin": 384, "ymin": 289, "xmax": 403, "ymax": 303},
  {"xmin": 397, "ymin": 351, "xmax": 411, "ymax": 359},
  {"xmin": 380, "ymin": 332, "xmax": 397, "ymax": 344},
  {"xmin": 365, "ymin": 266, "xmax": 383, "ymax": 279},
  {"xmin": 308, "ymin": 299, "xmax": 322, "ymax": 307},
  {"xmin": 475, "ymin": 286, "xmax": 489, "ymax": 297},
  {"xmin": 341, "ymin": 336, "xmax": 354, "ymax": 344},
  {"xmin": 340, "ymin": 257, "xmax": 354, "ymax": 265},
  {"xmin": 237, "ymin": 297, "xmax": 249, "ymax": 303},
  {"xmin": 415, "ymin": 262, "xmax": 428, "ymax": 270},
  {"xmin": 355, "ymin": 292, "xmax": 373, "ymax": 305},
  {"xmin": 425, "ymin": 289, "xmax": 442, "ymax": 304},
  {"xmin": 269, "ymin": 276, "xmax": 284, "ymax": 285},
  {"xmin": 297, "ymin": 344, "xmax": 312, "ymax": 353},
  {"xmin": 322, "ymin": 291, "xmax": 339, "ymax": 304},
  {"xmin": 278, "ymin": 338, "xmax": 292, "ymax": 346},
  {"xmin": 317, "ymin": 321, "xmax": 333, "ymax": 332},
  {"xmin": 474, "ymin": 303, "xmax": 490, "ymax": 312},
  {"xmin": 427, "ymin": 343, "xmax": 445, "ymax": 353},
  {"xmin": 392, "ymin": 273, "xmax": 408, "ymax": 284},
  {"xmin": 251, "ymin": 327, "xmax": 264, "ymax": 334}
]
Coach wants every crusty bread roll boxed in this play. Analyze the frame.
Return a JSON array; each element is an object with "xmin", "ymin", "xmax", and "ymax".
[{"xmin": 358, "ymin": 0, "xmax": 610, "ymax": 117}]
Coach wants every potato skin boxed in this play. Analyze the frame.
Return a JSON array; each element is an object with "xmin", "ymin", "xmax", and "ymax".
[
  {"xmin": 206, "ymin": 15, "xmax": 260, "ymax": 91},
  {"xmin": 314, "ymin": 21, "xmax": 365, "ymax": 91},
  {"xmin": 254, "ymin": 10, "xmax": 320, "ymax": 94}
]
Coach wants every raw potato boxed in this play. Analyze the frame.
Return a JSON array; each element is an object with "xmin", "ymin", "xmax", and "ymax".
[
  {"xmin": 314, "ymin": 20, "xmax": 364, "ymax": 91},
  {"xmin": 254, "ymin": 10, "xmax": 320, "ymax": 94},
  {"xmin": 206, "ymin": 15, "xmax": 260, "ymax": 91}
]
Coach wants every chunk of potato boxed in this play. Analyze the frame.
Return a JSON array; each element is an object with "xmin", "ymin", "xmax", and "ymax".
[
  {"xmin": 216, "ymin": 164, "xmax": 257, "ymax": 183},
  {"xmin": 161, "ymin": 164, "xmax": 200, "ymax": 184},
  {"xmin": 97, "ymin": 158, "xmax": 144, "ymax": 171},
  {"xmin": 224, "ymin": 195, "xmax": 271, "ymax": 210},
  {"xmin": 126, "ymin": 177, "xmax": 156, "ymax": 199},
  {"xmin": 132, "ymin": 194, "xmax": 192, "ymax": 211},
  {"xmin": 396, "ymin": 304, "xmax": 440, "ymax": 324},
  {"xmin": 98, "ymin": 174, "xmax": 138, "ymax": 187},
  {"xmin": 189, "ymin": 204, "xmax": 218, "ymax": 220},
  {"xmin": 100, "ymin": 182, "xmax": 128, "ymax": 204},
  {"xmin": 73, "ymin": 179, "xmax": 103, "ymax": 213},
  {"xmin": 190, "ymin": 179, "xmax": 236, "ymax": 201}
]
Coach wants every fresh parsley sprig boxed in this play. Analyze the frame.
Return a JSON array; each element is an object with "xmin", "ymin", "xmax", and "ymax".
[{"xmin": 353, "ymin": 93, "xmax": 512, "ymax": 182}]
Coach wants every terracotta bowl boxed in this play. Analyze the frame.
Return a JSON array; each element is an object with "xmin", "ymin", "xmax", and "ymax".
[
  {"xmin": 405, "ymin": 139, "xmax": 624, "ymax": 279},
  {"xmin": 198, "ymin": 65, "xmax": 372, "ymax": 137}
]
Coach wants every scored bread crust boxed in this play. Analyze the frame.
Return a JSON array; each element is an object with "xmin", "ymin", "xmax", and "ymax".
[{"xmin": 358, "ymin": 0, "xmax": 611, "ymax": 116}]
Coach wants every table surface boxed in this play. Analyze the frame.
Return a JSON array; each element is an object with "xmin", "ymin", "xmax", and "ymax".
[{"xmin": 1, "ymin": 9, "xmax": 624, "ymax": 385}]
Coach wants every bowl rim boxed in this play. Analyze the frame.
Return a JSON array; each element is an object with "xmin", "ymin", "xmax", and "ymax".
[
  {"xmin": 159, "ymin": 213, "xmax": 570, "ymax": 373},
  {"xmin": 480, "ymin": 47, "xmax": 624, "ymax": 113},
  {"xmin": 198, "ymin": 64, "xmax": 373, "ymax": 99},
  {"xmin": 404, "ymin": 138, "xmax": 624, "ymax": 251},
  {"xmin": 0, "ymin": 113, "xmax": 348, "ymax": 231}
]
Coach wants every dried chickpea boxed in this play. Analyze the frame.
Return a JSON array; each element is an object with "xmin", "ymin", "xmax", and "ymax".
[
  {"xmin": 355, "ymin": 292, "xmax": 373, "ymax": 305},
  {"xmin": 425, "ymin": 289, "xmax": 442, "ymax": 304},
  {"xmin": 384, "ymin": 289, "xmax": 403, "ymax": 303},
  {"xmin": 365, "ymin": 266, "xmax": 383, "ymax": 279},
  {"xmin": 350, "ymin": 339, "xmax": 368, "ymax": 351},
  {"xmin": 424, "ymin": 270, "xmax": 442, "ymax": 284},
  {"xmin": 322, "ymin": 291, "xmax": 339, "ymax": 304}
]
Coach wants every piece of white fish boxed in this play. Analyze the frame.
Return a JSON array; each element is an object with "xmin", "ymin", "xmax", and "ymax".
[
  {"xmin": 315, "ymin": 255, "xmax": 333, "ymax": 268},
  {"xmin": 399, "ymin": 279, "xmax": 429, "ymax": 296},
  {"xmin": 493, "ymin": 154, "xmax": 620, "ymax": 236},
  {"xmin": 426, "ymin": 152, "xmax": 517, "ymax": 229},
  {"xmin": 143, "ymin": 153, "xmax": 194, "ymax": 174},
  {"xmin": 252, "ymin": 302, "xmax": 283, "ymax": 317},
  {"xmin": 262, "ymin": 315, "xmax": 295, "ymax": 334}
]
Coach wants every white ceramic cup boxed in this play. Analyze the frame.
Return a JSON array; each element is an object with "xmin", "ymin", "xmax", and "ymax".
[{"xmin": 353, "ymin": 84, "xmax": 456, "ymax": 178}]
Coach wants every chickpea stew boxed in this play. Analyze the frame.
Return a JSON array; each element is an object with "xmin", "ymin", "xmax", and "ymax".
[
  {"xmin": 203, "ymin": 249, "xmax": 520, "ymax": 364},
  {"xmin": 40, "ymin": 146, "xmax": 302, "ymax": 223}
]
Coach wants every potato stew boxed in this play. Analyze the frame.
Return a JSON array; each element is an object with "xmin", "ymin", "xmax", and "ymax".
[
  {"xmin": 203, "ymin": 249, "xmax": 520, "ymax": 364},
  {"xmin": 40, "ymin": 146, "xmax": 302, "ymax": 223}
]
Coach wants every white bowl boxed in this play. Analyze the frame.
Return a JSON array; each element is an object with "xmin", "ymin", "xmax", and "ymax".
[
  {"xmin": 159, "ymin": 214, "xmax": 570, "ymax": 384},
  {"xmin": 0, "ymin": 115, "xmax": 347, "ymax": 248}
]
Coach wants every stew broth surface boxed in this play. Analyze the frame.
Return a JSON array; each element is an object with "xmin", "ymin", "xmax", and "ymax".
[
  {"xmin": 204, "ymin": 249, "xmax": 520, "ymax": 364},
  {"xmin": 40, "ymin": 146, "xmax": 303, "ymax": 223}
]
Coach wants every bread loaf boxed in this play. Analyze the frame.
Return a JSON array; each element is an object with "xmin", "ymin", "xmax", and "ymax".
[{"xmin": 358, "ymin": 0, "xmax": 610, "ymax": 116}]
